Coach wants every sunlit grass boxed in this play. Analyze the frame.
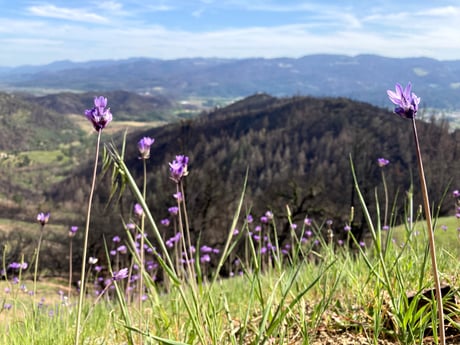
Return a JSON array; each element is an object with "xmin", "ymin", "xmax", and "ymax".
[
  {"xmin": 1, "ymin": 228, "xmax": 459, "ymax": 345},
  {"xmin": 392, "ymin": 216, "xmax": 460, "ymax": 256}
]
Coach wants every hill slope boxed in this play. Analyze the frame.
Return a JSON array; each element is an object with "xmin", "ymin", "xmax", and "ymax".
[
  {"xmin": 49, "ymin": 94, "xmax": 460, "ymax": 259},
  {"xmin": 0, "ymin": 92, "xmax": 83, "ymax": 151},
  {"xmin": 24, "ymin": 90, "xmax": 174, "ymax": 121}
]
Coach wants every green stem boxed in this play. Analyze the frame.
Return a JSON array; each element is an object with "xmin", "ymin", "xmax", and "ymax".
[
  {"xmin": 33, "ymin": 226, "xmax": 44, "ymax": 300},
  {"xmin": 381, "ymin": 169, "xmax": 389, "ymax": 228},
  {"xmin": 137, "ymin": 159, "xmax": 147, "ymax": 343},
  {"xmin": 179, "ymin": 182, "xmax": 196, "ymax": 285},
  {"xmin": 411, "ymin": 118, "xmax": 445, "ymax": 345},
  {"xmin": 68, "ymin": 238, "xmax": 73, "ymax": 300},
  {"xmin": 75, "ymin": 129, "xmax": 102, "ymax": 345}
]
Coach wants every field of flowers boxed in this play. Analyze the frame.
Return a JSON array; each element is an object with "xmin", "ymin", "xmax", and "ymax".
[{"xmin": 1, "ymin": 84, "xmax": 460, "ymax": 345}]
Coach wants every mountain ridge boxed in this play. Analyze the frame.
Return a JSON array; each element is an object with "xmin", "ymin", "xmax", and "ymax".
[{"xmin": 1, "ymin": 54, "xmax": 460, "ymax": 110}]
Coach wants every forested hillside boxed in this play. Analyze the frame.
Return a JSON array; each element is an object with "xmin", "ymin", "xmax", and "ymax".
[
  {"xmin": 0, "ymin": 92, "xmax": 83, "ymax": 151},
  {"xmin": 49, "ymin": 94, "xmax": 460, "ymax": 262}
]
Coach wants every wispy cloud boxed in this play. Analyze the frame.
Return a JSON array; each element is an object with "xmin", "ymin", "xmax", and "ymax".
[
  {"xmin": 0, "ymin": 1, "xmax": 459, "ymax": 66},
  {"xmin": 27, "ymin": 4, "xmax": 109, "ymax": 23},
  {"xmin": 417, "ymin": 5, "xmax": 460, "ymax": 17},
  {"xmin": 96, "ymin": 1, "xmax": 123, "ymax": 12}
]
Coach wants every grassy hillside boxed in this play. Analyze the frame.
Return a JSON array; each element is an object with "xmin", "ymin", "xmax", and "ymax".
[{"xmin": 25, "ymin": 90, "xmax": 176, "ymax": 121}]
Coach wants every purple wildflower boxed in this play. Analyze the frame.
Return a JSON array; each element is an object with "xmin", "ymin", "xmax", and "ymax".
[
  {"xmin": 161, "ymin": 218, "xmax": 170, "ymax": 226},
  {"xmin": 9, "ymin": 262, "xmax": 27, "ymax": 270},
  {"xmin": 117, "ymin": 245, "xmax": 127, "ymax": 254},
  {"xmin": 84, "ymin": 96, "xmax": 112, "ymax": 131},
  {"xmin": 168, "ymin": 206, "xmax": 179, "ymax": 215},
  {"xmin": 8, "ymin": 262, "xmax": 19, "ymax": 270},
  {"xmin": 247, "ymin": 214, "xmax": 253, "ymax": 223},
  {"xmin": 377, "ymin": 158, "xmax": 390, "ymax": 167},
  {"xmin": 173, "ymin": 192, "xmax": 183, "ymax": 202},
  {"xmin": 166, "ymin": 232, "xmax": 181, "ymax": 247},
  {"xmin": 69, "ymin": 226, "xmax": 78, "ymax": 238},
  {"xmin": 200, "ymin": 245, "xmax": 213, "ymax": 253},
  {"xmin": 169, "ymin": 155, "xmax": 189, "ymax": 183},
  {"xmin": 37, "ymin": 212, "xmax": 50, "ymax": 226},
  {"xmin": 138, "ymin": 137, "xmax": 155, "ymax": 160},
  {"xmin": 112, "ymin": 235, "xmax": 121, "ymax": 243},
  {"xmin": 112, "ymin": 268, "xmax": 129, "ymax": 281},
  {"xmin": 304, "ymin": 217, "xmax": 312, "ymax": 226},
  {"xmin": 134, "ymin": 203, "xmax": 143, "ymax": 217},
  {"xmin": 387, "ymin": 82, "xmax": 420, "ymax": 119},
  {"xmin": 265, "ymin": 211, "xmax": 274, "ymax": 220},
  {"xmin": 200, "ymin": 254, "xmax": 211, "ymax": 263},
  {"xmin": 343, "ymin": 225, "xmax": 351, "ymax": 232},
  {"xmin": 453, "ymin": 190, "xmax": 460, "ymax": 198}
]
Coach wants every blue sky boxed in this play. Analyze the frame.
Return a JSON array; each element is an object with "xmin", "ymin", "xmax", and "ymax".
[{"xmin": 1, "ymin": 0, "xmax": 460, "ymax": 66}]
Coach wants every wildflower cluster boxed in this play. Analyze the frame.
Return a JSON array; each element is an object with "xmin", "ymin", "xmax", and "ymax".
[{"xmin": 1, "ymin": 84, "xmax": 450, "ymax": 345}]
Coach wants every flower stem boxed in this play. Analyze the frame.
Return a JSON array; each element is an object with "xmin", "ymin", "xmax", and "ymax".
[
  {"xmin": 381, "ymin": 169, "xmax": 389, "ymax": 228},
  {"xmin": 411, "ymin": 118, "xmax": 445, "ymax": 344},
  {"xmin": 74, "ymin": 130, "xmax": 102, "ymax": 345},
  {"xmin": 68, "ymin": 238, "xmax": 73, "ymax": 300},
  {"xmin": 178, "ymin": 182, "xmax": 196, "ymax": 287},
  {"xmin": 137, "ymin": 159, "xmax": 147, "ymax": 344},
  {"xmin": 33, "ymin": 226, "xmax": 44, "ymax": 300}
]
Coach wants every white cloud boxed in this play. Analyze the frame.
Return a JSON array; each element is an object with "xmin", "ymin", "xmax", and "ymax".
[
  {"xmin": 27, "ymin": 4, "xmax": 109, "ymax": 24},
  {"xmin": 1, "ymin": 1, "xmax": 460, "ymax": 66},
  {"xmin": 96, "ymin": 1, "xmax": 123, "ymax": 12},
  {"xmin": 417, "ymin": 6, "xmax": 460, "ymax": 17}
]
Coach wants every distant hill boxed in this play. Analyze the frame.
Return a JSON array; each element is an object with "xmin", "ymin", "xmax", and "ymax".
[
  {"xmin": 48, "ymin": 94, "xmax": 460, "ymax": 260},
  {"xmin": 0, "ymin": 89, "xmax": 178, "ymax": 152},
  {"xmin": 0, "ymin": 92, "xmax": 83, "ymax": 151},
  {"xmin": 2, "ymin": 55, "xmax": 460, "ymax": 109},
  {"xmin": 23, "ymin": 90, "xmax": 174, "ymax": 121}
]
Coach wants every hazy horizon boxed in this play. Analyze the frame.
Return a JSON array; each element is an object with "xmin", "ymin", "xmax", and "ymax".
[{"xmin": 1, "ymin": 1, "xmax": 460, "ymax": 67}]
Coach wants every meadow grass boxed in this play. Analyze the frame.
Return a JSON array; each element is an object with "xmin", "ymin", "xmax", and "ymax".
[
  {"xmin": 1, "ymin": 89, "xmax": 459, "ymax": 344},
  {"xmin": 1, "ymin": 218, "xmax": 459, "ymax": 345}
]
